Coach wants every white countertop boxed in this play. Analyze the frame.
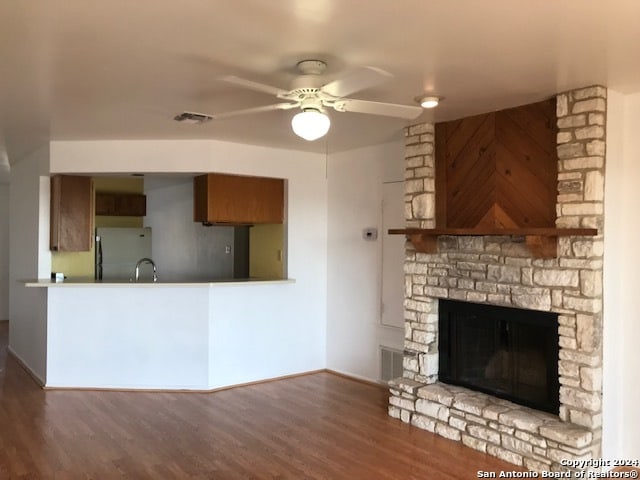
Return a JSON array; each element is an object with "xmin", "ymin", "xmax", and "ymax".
[{"xmin": 23, "ymin": 277, "xmax": 296, "ymax": 288}]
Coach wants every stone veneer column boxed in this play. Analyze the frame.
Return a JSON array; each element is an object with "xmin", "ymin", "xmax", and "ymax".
[
  {"xmin": 389, "ymin": 86, "xmax": 606, "ymax": 473},
  {"xmin": 555, "ymin": 86, "xmax": 606, "ymax": 430},
  {"xmin": 401, "ymin": 123, "xmax": 439, "ymax": 389}
]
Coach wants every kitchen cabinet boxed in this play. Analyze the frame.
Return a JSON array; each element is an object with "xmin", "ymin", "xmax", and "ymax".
[
  {"xmin": 50, "ymin": 175, "xmax": 94, "ymax": 251},
  {"xmin": 95, "ymin": 192, "xmax": 146, "ymax": 216},
  {"xmin": 193, "ymin": 173, "xmax": 284, "ymax": 224}
]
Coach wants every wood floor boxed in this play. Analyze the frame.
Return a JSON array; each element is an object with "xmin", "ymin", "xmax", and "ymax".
[{"xmin": 0, "ymin": 322, "xmax": 521, "ymax": 479}]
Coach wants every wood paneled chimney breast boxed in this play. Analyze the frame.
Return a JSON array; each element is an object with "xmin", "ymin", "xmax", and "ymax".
[{"xmin": 435, "ymin": 99, "xmax": 557, "ymax": 229}]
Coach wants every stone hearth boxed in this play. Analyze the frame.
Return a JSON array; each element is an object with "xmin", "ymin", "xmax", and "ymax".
[{"xmin": 388, "ymin": 86, "xmax": 606, "ymax": 473}]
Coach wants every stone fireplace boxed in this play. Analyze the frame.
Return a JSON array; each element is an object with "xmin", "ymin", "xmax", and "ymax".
[{"xmin": 389, "ymin": 86, "xmax": 605, "ymax": 472}]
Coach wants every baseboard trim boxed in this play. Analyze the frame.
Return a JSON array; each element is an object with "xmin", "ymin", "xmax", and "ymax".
[
  {"xmin": 206, "ymin": 369, "xmax": 329, "ymax": 394},
  {"xmin": 325, "ymin": 369, "xmax": 388, "ymax": 390},
  {"xmin": 7, "ymin": 346, "xmax": 45, "ymax": 387},
  {"xmin": 37, "ymin": 368, "xmax": 386, "ymax": 394},
  {"xmin": 41, "ymin": 369, "xmax": 329, "ymax": 393}
]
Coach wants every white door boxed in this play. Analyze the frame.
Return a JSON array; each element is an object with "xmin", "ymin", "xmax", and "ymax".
[{"xmin": 381, "ymin": 182, "xmax": 405, "ymax": 328}]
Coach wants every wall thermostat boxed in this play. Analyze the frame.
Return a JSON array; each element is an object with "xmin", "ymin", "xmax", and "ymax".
[{"xmin": 363, "ymin": 228, "xmax": 378, "ymax": 241}]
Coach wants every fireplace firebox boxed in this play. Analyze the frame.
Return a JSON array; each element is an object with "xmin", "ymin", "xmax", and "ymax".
[{"xmin": 439, "ymin": 299, "xmax": 560, "ymax": 414}]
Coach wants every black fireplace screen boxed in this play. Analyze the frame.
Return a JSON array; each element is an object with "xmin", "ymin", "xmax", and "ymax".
[{"xmin": 439, "ymin": 299, "xmax": 560, "ymax": 414}]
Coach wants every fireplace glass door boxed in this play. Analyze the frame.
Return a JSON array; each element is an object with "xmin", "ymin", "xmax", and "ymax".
[{"xmin": 439, "ymin": 299, "xmax": 559, "ymax": 414}]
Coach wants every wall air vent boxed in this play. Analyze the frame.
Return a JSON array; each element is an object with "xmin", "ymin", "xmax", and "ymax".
[
  {"xmin": 173, "ymin": 111, "xmax": 213, "ymax": 124},
  {"xmin": 380, "ymin": 347, "xmax": 404, "ymax": 382}
]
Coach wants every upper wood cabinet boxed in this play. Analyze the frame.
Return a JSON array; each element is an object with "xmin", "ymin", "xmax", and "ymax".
[
  {"xmin": 50, "ymin": 175, "xmax": 94, "ymax": 252},
  {"xmin": 95, "ymin": 192, "xmax": 146, "ymax": 216},
  {"xmin": 193, "ymin": 173, "xmax": 285, "ymax": 224}
]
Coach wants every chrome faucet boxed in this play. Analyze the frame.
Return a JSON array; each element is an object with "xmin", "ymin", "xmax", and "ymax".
[{"xmin": 135, "ymin": 258, "xmax": 157, "ymax": 282}]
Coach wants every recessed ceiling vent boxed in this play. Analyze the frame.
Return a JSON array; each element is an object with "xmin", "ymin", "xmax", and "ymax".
[{"xmin": 173, "ymin": 111, "xmax": 212, "ymax": 124}]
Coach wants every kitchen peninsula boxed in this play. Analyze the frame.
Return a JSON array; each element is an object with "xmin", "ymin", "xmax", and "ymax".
[
  {"xmin": 21, "ymin": 169, "xmax": 296, "ymax": 390},
  {"xmin": 23, "ymin": 277, "xmax": 295, "ymax": 390}
]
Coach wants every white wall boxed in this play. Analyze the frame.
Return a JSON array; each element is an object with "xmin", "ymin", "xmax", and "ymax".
[
  {"xmin": 326, "ymin": 140, "xmax": 405, "ymax": 382},
  {"xmin": 603, "ymin": 90, "xmax": 640, "ymax": 459},
  {"xmin": 0, "ymin": 184, "xmax": 9, "ymax": 319},
  {"xmin": 619, "ymin": 93, "xmax": 640, "ymax": 458},
  {"xmin": 50, "ymin": 139, "xmax": 328, "ymax": 380},
  {"xmin": 9, "ymin": 145, "xmax": 51, "ymax": 382}
]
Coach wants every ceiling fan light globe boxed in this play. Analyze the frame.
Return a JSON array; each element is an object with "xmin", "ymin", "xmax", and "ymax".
[
  {"xmin": 420, "ymin": 96, "xmax": 439, "ymax": 109},
  {"xmin": 291, "ymin": 110, "xmax": 330, "ymax": 141}
]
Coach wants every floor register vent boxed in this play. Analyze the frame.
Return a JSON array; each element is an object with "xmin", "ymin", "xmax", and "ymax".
[{"xmin": 380, "ymin": 347, "xmax": 404, "ymax": 382}]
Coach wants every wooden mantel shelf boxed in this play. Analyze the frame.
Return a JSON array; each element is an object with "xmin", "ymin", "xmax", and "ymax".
[{"xmin": 388, "ymin": 228, "xmax": 598, "ymax": 259}]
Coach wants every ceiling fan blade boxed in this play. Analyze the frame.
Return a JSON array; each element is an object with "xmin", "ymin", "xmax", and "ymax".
[
  {"xmin": 332, "ymin": 99, "xmax": 423, "ymax": 119},
  {"xmin": 211, "ymin": 102, "xmax": 299, "ymax": 120},
  {"xmin": 220, "ymin": 75, "xmax": 288, "ymax": 96},
  {"xmin": 321, "ymin": 67, "xmax": 392, "ymax": 97}
]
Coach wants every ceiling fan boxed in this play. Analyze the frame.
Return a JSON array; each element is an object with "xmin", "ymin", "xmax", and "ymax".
[{"xmin": 175, "ymin": 60, "xmax": 424, "ymax": 141}]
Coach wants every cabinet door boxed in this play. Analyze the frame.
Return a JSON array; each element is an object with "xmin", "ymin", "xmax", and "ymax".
[
  {"xmin": 95, "ymin": 193, "xmax": 146, "ymax": 216},
  {"xmin": 194, "ymin": 173, "xmax": 284, "ymax": 224},
  {"xmin": 50, "ymin": 175, "xmax": 94, "ymax": 251},
  {"xmin": 94, "ymin": 193, "xmax": 116, "ymax": 215}
]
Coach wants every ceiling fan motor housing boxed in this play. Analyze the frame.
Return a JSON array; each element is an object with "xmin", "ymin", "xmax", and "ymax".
[
  {"xmin": 299, "ymin": 96, "xmax": 324, "ymax": 113},
  {"xmin": 296, "ymin": 60, "xmax": 327, "ymax": 75},
  {"xmin": 288, "ymin": 59, "xmax": 328, "ymax": 98},
  {"xmin": 289, "ymin": 76, "xmax": 323, "ymax": 96}
]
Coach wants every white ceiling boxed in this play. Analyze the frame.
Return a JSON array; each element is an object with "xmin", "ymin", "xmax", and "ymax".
[{"xmin": 1, "ymin": 0, "xmax": 639, "ymax": 163}]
